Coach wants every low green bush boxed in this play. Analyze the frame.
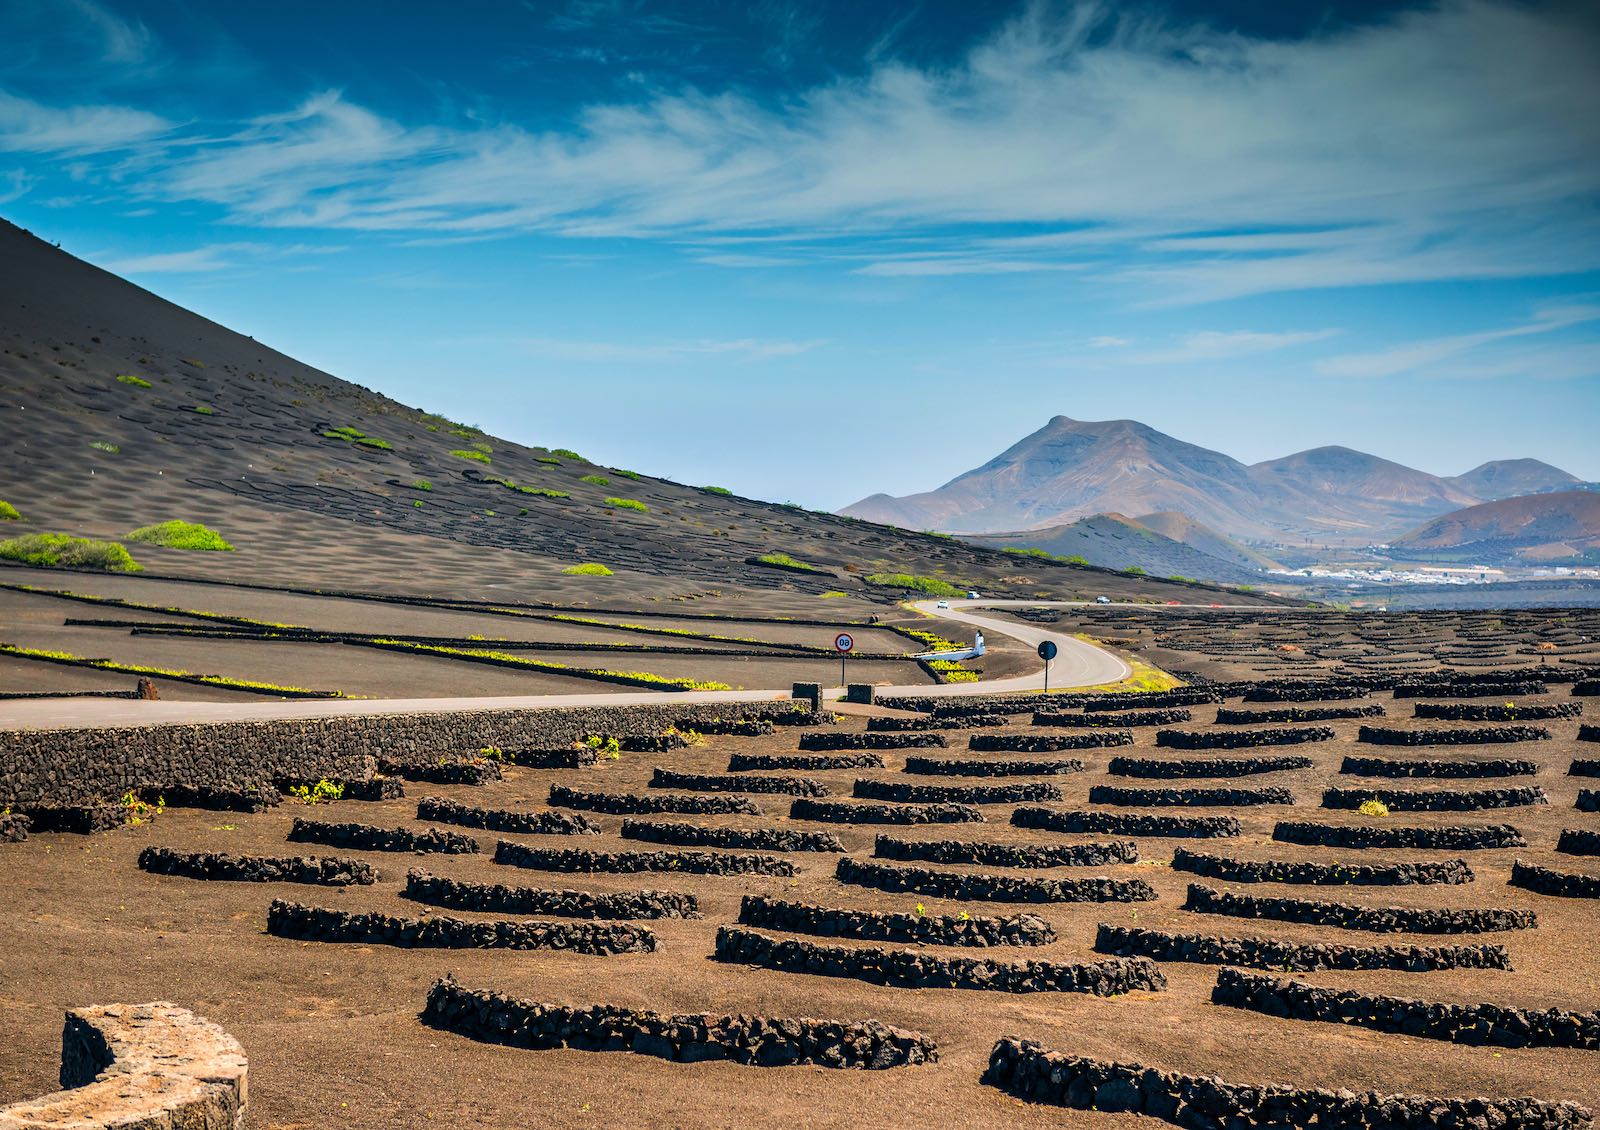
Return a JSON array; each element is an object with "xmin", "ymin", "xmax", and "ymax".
[
  {"xmin": 116, "ymin": 374, "xmax": 152, "ymax": 388},
  {"xmin": 517, "ymin": 487, "xmax": 569, "ymax": 498},
  {"xmin": 818, "ymin": 590, "xmax": 848, "ymax": 599},
  {"xmin": 1002, "ymin": 547, "xmax": 1053, "ymax": 559},
  {"xmin": 192, "ymin": 405, "xmax": 215, "ymax": 415},
  {"xmin": 322, "ymin": 426, "xmax": 391, "ymax": 450},
  {"xmin": 536, "ymin": 456, "xmax": 562, "ymax": 465},
  {"xmin": 605, "ymin": 497, "xmax": 649, "ymax": 512},
  {"xmin": 0, "ymin": 533, "xmax": 142, "ymax": 572},
  {"xmin": 702, "ymin": 485, "xmax": 732, "ymax": 495},
  {"xmin": 1124, "ymin": 566, "xmax": 1146, "ymax": 576},
  {"xmin": 411, "ymin": 478, "xmax": 433, "ymax": 491},
  {"xmin": 450, "ymin": 449, "xmax": 492, "ymax": 464},
  {"xmin": 0, "ymin": 500, "xmax": 19, "ymax": 521},
  {"xmin": 563, "ymin": 562, "xmax": 614, "ymax": 576},
  {"xmin": 612, "ymin": 469, "xmax": 642, "ymax": 480},
  {"xmin": 580, "ymin": 474, "xmax": 610, "ymax": 486},
  {"xmin": 863, "ymin": 572, "xmax": 964, "ymax": 598},
  {"xmin": 89, "ymin": 441, "xmax": 120, "ymax": 454},
  {"xmin": 126, "ymin": 520, "xmax": 234, "ymax": 551},
  {"xmin": 552, "ymin": 448, "xmax": 582, "ymax": 460},
  {"xmin": 757, "ymin": 552, "xmax": 818, "ymax": 571}
]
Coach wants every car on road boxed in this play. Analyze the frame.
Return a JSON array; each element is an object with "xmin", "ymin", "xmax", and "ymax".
[
  {"xmin": 935, "ymin": 600, "xmax": 950, "ymax": 609},
  {"xmin": 1095, "ymin": 596, "xmax": 1112, "ymax": 604},
  {"xmin": 966, "ymin": 590, "xmax": 980, "ymax": 599}
]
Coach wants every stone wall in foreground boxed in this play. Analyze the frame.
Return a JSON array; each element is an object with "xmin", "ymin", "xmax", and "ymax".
[{"xmin": 0, "ymin": 701, "xmax": 811, "ymax": 805}]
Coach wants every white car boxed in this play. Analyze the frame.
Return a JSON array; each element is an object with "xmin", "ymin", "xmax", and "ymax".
[
  {"xmin": 966, "ymin": 590, "xmax": 980, "ymax": 599},
  {"xmin": 1095, "ymin": 596, "xmax": 1112, "ymax": 604},
  {"xmin": 935, "ymin": 600, "xmax": 950, "ymax": 609}
]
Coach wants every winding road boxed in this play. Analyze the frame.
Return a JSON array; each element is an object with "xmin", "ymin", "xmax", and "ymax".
[{"xmin": 0, "ymin": 599, "xmax": 1137, "ymax": 731}]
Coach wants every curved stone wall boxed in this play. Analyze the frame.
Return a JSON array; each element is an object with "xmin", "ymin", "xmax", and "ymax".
[
  {"xmin": 1170, "ymin": 847, "xmax": 1472, "ymax": 886},
  {"xmin": 138, "ymin": 846, "xmax": 376, "ymax": 886},
  {"xmin": 403, "ymin": 868, "xmax": 700, "ymax": 919},
  {"xmin": 1358, "ymin": 725, "xmax": 1551, "ymax": 746},
  {"xmin": 788, "ymin": 798, "xmax": 984, "ymax": 825},
  {"xmin": 1012, "ymin": 807, "xmax": 1242, "ymax": 838},
  {"xmin": 420, "ymin": 977, "xmax": 938, "ymax": 1069},
  {"xmin": 1088, "ymin": 785, "xmax": 1294, "ymax": 807},
  {"xmin": 1322, "ymin": 785, "xmax": 1548, "ymax": 811},
  {"xmin": 1108, "ymin": 755, "xmax": 1313, "ymax": 779},
  {"xmin": 649, "ymin": 768, "xmax": 830, "ymax": 797},
  {"xmin": 1183, "ymin": 882, "xmax": 1536, "ymax": 934},
  {"xmin": 1273, "ymin": 821, "xmax": 1525, "ymax": 850},
  {"xmin": 287, "ymin": 818, "xmax": 479, "ymax": 855},
  {"xmin": 1559, "ymin": 829, "xmax": 1600, "ymax": 856},
  {"xmin": 493, "ymin": 840, "xmax": 795, "ymax": 877},
  {"xmin": 728, "ymin": 752, "xmax": 884, "ymax": 772},
  {"xmin": 548, "ymin": 784, "xmax": 760, "ymax": 816},
  {"xmin": 971, "ymin": 732, "xmax": 1132, "ymax": 752},
  {"xmin": 1509, "ymin": 859, "xmax": 1600, "ymax": 899},
  {"xmin": 737, "ymin": 894, "xmax": 1054, "ymax": 947},
  {"xmin": 902, "ymin": 755, "xmax": 1085, "ymax": 777},
  {"xmin": 835, "ymin": 855, "xmax": 1156, "ymax": 904},
  {"xmin": 1339, "ymin": 756, "xmax": 1539, "ymax": 778},
  {"xmin": 872, "ymin": 834, "xmax": 1137, "ymax": 869},
  {"xmin": 1215, "ymin": 705, "xmax": 1384, "ymax": 724},
  {"xmin": 619, "ymin": 818, "xmax": 844, "ymax": 853},
  {"xmin": 1032, "ymin": 709, "xmax": 1191, "ymax": 728},
  {"xmin": 1094, "ymin": 923, "xmax": 1509, "ymax": 972},
  {"xmin": 799, "ymin": 732, "xmax": 947, "ymax": 751},
  {"xmin": 1155, "ymin": 726, "xmax": 1334, "ymax": 750},
  {"xmin": 852, "ymin": 779, "xmax": 1062, "ymax": 805},
  {"xmin": 417, "ymin": 797, "xmax": 601, "ymax": 836}
]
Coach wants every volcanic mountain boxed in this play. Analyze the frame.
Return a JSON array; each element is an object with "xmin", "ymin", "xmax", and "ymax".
[
  {"xmin": 1387, "ymin": 490, "xmax": 1600, "ymax": 564},
  {"xmin": 1444, "ymin": 459, "xmax": 1582, "ymax": 501},
  {"xmin": 842, "ymin": 416, "xmax": 1576, "ymax": 545},
  {"xmin": 968, "ymin": 512, "xmax": 1279, "ymax": 585},
  {"xmin": 0, "ymin": 218, "xmax": 1240, "ymax": 610}
]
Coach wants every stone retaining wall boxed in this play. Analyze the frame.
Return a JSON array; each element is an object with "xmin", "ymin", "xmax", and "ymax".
[
  {"xmin": 902, "ymin": 755, "xmax": 1084, "ymax": 777},
  {"xmin": 266, "ymin": 899, "xmax": 656, "ymax": 953},
  {"xmin": 287, "ymin": 818, "xmax": 479, "ymax": 854},
  {"xmin": 419, "ymin": 976, "xmax": 937, "ymax": 1069},
  {"xmin": 1273, "ymin": 820, "xmax": 1526, "ymax": 850},
  {"xmin": 0, "ymin": 700, "xmax": 807, "ymax": 805},
  {"xmin": 1242, "ymin": 683, "xmax": 1368, "ymax": 703},
  {"xmin": 1170, "ymin": 847, "xmax": 1473, "ymax": 886},
  {"xmin": 1155, "ymin": 726, "xmax": 1334, "ymax": 750},
  {"xmin": 493, "ymin": 840, "xmax": 795, "ymax": 876},
  {"xmin": 836, "ymin": 855, "xmax": 1155, "ymax": 904},
  {"xmin": 1032, "ymin": 709, "xmax": 1191, "ymax": 728},
  {"xmin": 972, "ymin": 732, "xmax": 1132, "ymax": 752},
  {"xmin": 1395, "ymin": 681, "xmax": 1548, "ymax": 699},
  {"xmin": 1322, "ymin": 786, "xmax": 1548, "ymax": 811},
  {"xmin": 1094, "ymin": 923, "xmax": 1509, "ymax": 972},
  {"xmin": 417, "ymin": 797, "xmax": 601, "ymax": 836},
  {"xmin": 155, "ymin": 784, "xmax": 281, "ymax": 813},
  {"xmin": 1510, "ymin": 859, "xmax": 1600, "ymax": 899},
  {"xmin": 714, "ymin": 926, "xmax": 1165, "ymax": 995},
  {"xmin": 1559, "ymin": 829, "xmax": 1600, "ymax": 856},
  {"xmin": 1215, "ymin": 705, "xmax": 1384, "ymax": 724},
  {"xmin": 1416, "ymin": 702, "xmax": 1580, "ymax": 721},
  {"xmin": 1212, "ymin": 967, "xmax": 1598, "ymax": 1049},
  {"xmin": 737, "ymin": 894, "xmax": 1053, "ymax": 947},
  {"xmin": 799, "ymin": 732, "xmax": 947, "ymax": 751},
  {"xmin": 1076, "ymin": 690, "xmax": 1224, "ymax": 710},
  {"xmin": 1573, "ymin": 759, "xmax": 1600, "ymax": 776},
  {"xmin": 378, "ymin": 757, "xmax": 501, "ymax": 786},
  {"xmin": 1358, "ymin": 725, "xmax": 1551, "ymax": 746},
  {"xmin": 727, "ymin": 752, "xmax": 885, "ymax": 772},
  {"xmin": 980, "ymin": 1038, "xmax": 1590, "ymax": 1128},
  {"xmin": 1108, "ymin": 755, "xmax": 1313, "ymax": 779},
  {"xmin": 1012, "ymin": 807, "xmax": 1242, "ymax": 838},
  {"xmin": 0, "ymin": 810, "xmax": 28, "ymax": 842},
  {"xmin": 137, "ymin": 846, "xmax": 376, "ymax": 886},
  {"xmin": 0, "ymin": 1003, "xmax": 248, "ymax": 1129},
  {"xmin": 1088, "ymin": 785, "xmax": 1294, "ymax": 807},
  {"xmin": 867, "ymin": 714, "xmax": 1008, "ymax": 731},
  {"xmin": 788, "ymin": 798, "xmax": 983, "ymax": 825},
  {"xmin": 649, "ymin": 768, "xmax": 829, "ymax": 797},
  {"xmin": 548, "ymin": 784, "xmax": 760, "ymax": 816},
  {"xmin": 1582, "ymin": 790, "xmax": 1600, "ymax": 812},
  {"xmin": 1340, "ymin": 756, "xmax": 1539, "ymax": 778},
  {"xmin": 872, "ymin": 834, "xmax": 1137, "ymax": 869},
  {"xmin": 403, "ymin": 868, "xmax": 699, "ymax": 919},
  {"xmin": 852, "ymin": 779, "xmax": 1062, "ymax": 805},
  {"xmin": 1183, "ymin": 882, "xmax": 1535, "ymax": 934},
  {"xmin": 619, "ymin": 819, "xmax": 844, "ymax": 853}
]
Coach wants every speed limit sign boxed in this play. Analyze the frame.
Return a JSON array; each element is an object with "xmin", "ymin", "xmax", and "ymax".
[{"xmin": 834, "ymin": 632, "xmax": 855, "ymax": 653}]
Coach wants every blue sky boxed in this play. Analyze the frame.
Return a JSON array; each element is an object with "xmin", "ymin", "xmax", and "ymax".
[{"xmin": 2, "ymin": 0, "xmax": 1598, "ymax": 507}]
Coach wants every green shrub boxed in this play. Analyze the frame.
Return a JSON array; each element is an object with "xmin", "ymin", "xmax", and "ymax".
[
  {"xmin": 126, "ymin": 520, "xmax": 234, "ymax": 551},
  {"xmin": 116, "ymin": 374, "xmax": 152, "ymax": 388},
  {"xmin": 89, "ymin": 441, "xmax": 120, "ymax": 454},
  {"xmin": 818, "ymin": 590, "xmax": 848, "ymax": 599},
  {"xmin": 552, "ymin": 448, "xmax": 582, "ymax": 460},
  {"xmin": 322, "ymin": 426, "xmax": 391, "ymax": 450},
  {"xmin": 450, "ymin": 449, "xmax": 492, "ymax": 464},
  {"xmin": 411, "ymin": 478, "xmax": 433, "ymax": 491},
  {"xmin": 580, "ymin": 474, "xmax": 610, "ymax": 486},
  {"xmin": 0, "ymin": 500, "xmax": 19, "ymax": 521},
  {"xmin": 1124, "ymin": 565, "xmax": 1146, "ymax": 576},
  {"xmin": 1062, "ymin": 555, "xmax": 1090, "ymax": 566},
  {"xmin": 289, "ymin": 779, "xmax": 344, "ymax": 804},
  {"xmin": 517, "ymin": 487, "xmax": 569, "ymax": 498},
  {"xmin": 0, "ymin": 533, "xmax": 142, "ymax": 572},
  {"xmin": 612, "ymin": 469, "xmax": 642, "ymax": 481},
  {"xmin": 192, "ymin": 405, "xmax": 215, "ymax": 415},
  {"xmin": 702, "ymin": 486, "xmax": 732, "ymax": 495},
  {"xmin": 1358, "ymin": 798, "xmax": 1390, "ymax": 817},
  {"xmin": 605, "ymin": 497, "xmax": 649, "ymax": 512},
  {"xmin": 413, "ymin": 500, "xmax": 424, "ymax": 508},
  {"xmin": 864, "ymin": 573, "xmax": 964, "ymax": 598},
  {"xmin": 1002, "ymin": 547, "xmax": 1053, "ymax": 558},
  {"xmin": 757, "ymin": 552, "xmax": 818, "ymax": 571},
  {"xmin": 563, "ymin": 562, "xmax": 614, "ymax": 576}
]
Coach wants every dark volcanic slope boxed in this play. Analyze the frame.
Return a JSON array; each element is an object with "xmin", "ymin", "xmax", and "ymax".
[
  {"xmin": 0, "ymin": 219, "xmax": 1243, "ymax": 609},
  {"xmin": 1388, "ymin": 490, "xmax": 1600, "ymax": 565},
  {"xmin": 966, "ymin": 513, "xmax": 1271, "ymax": 585},
  {"xmin": 842, "ymin": 416, "xmax": 1572, "ymax": 546}
]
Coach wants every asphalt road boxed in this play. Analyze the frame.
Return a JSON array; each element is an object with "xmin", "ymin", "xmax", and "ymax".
[{"xmin": 0, "ymin": 598, "xmax": 1140, "ymax": 731}]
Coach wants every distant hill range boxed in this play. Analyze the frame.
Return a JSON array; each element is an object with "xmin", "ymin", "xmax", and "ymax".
[
  {"xmin": 1386, "ymin": 490, "xmax": 1600, "ymax": 565},
  {"xmin": 969, "ymin": 512, "xmax": 1282, "ymax": 585},
  {"xmin": 843, "ymin": 415, "xmax": 1583, "ymax": 546}
]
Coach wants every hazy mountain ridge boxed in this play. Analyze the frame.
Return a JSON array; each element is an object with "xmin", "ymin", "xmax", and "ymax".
[
  {"xmin": 1387, "ymin": 490, "xmax": 1600, "ymax": 565},
  {"xmin": 842, "ymin": 415, "xmax": 1580, "ymax": 545}
]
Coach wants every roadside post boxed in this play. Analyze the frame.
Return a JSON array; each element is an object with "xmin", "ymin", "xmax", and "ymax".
[
  {"xmin": 1038, "ymin": 639, "xmax": 1058, "ymax": 693},
  {"xmin": 834, "ymin": 631, "xmax": 854, "ymax": 686}
]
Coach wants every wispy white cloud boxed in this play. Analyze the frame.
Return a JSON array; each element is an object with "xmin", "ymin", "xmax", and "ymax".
[
  {"xmin": 1318, "ymin": 304, "xmax": 1600, "ymax": 379},
  {"xmin": 99, "ymin": 241, "xmax": 341, "ymax": 274},
  {"xmin": 1088, "ymin": 336, "xmax": 1129, "ymax": 349},
  {"xmin": 517, "ymin": 336, "xmax": 826, "ymax": 363},
  {"xmin": 0, "ymin": 88, "xmax": 170, "ymax": 154},
  {"xmin": 1133, "ymin": 328, "xmax": 1341, "ymax": 365},
  {"xmin": 12, "ymin": 2, "xmax": 1600, "ymax": 301}
]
